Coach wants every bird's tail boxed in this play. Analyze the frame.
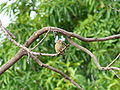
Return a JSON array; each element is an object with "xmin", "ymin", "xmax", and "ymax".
[
  {"xmin": 61, "ymin": 52, "xmax": 65, "ymax": 59},
  {"xmin": 62, "ymin": 55, "xmax": 65, "ymax": 59}
]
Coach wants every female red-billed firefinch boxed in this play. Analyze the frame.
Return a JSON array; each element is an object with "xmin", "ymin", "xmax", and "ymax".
[{"xmin": 55, "ymin": 40, "xmax": 64, "ymax": 55}]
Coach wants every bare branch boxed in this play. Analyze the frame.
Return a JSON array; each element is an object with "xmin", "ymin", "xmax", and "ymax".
[
  {"xmin": 31, "ymin": 30, "xmax": 50, "ymax": 50},
  {"xmin": 67, "ymin": 38, "xmax": 120, "ymax": 71},
  {"xmin": 0, "ymin": 26, "xmax": 120, "ymax": 89},
  {"xmin": 101, "ymin": 67, "xmax": 120, "ymax": 71},
  {"xmin": 107, "ymin": 54, "xmax": 120, "ymax": 67},
  {"xmin": 0, "ymin": 26, "xmax": 82, "ymax": 89},
  {"xmin": 31, "ymin": 44, "xmax": 69, "ymax": 56},
  {"xmin": 67, "ymin": 37, "xmax": 102, "ymax": 70},
  {"xmin": 30, "ymin": 54, "xmax": 83, "ymax": 90},
  {"xmin": 24, "ymin": 27, "xmax": 120, "ymax": 48},
  {"xmin": 0, "ymin": 20, "xmax": 16, "ymax": 39},
  {"xmin": 1, "ymin": 26, "xmax": 120, "ymax": 73},
  {"xmin": 2, "ymin": 26, "xmax": 16, "ymax": 39},
  {"xmin": 1, "ymin": 26, "xmax": 68, "ymax": 57},
  {"xmin": 110, "ymin": 70, "xmax": 120, "ymax": 80},
  {"xmin": 0, "ymin": 50, "xmax": 24, "ymax": 75},
  {"xmin": 109, "ymin": 5, "xmax": 120, "ymax": 12}
]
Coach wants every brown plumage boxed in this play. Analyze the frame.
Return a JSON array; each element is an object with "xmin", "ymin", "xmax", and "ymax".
[{"xmin": 55, "ymin": 40, "xmax": 64, "ymax": 55}]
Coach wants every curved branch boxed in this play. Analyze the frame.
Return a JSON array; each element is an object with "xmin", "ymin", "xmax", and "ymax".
[
  {"xmin": 31, "ymin": 30, "xmax": 50, "ymax": 50},
  {"xmin": 67, "ymin": 38, "xmax": 120, "ymax": 71},
  {"xmin": 0, "ymin": 27, "xmax": 69, "ymax": 75},
  {"xmin": 107, "ymin": 54, "xmax": 120, "ymax": 67},
  {"xmin": 30, "ymin": 54, "xmax": 83, "ymax": 90},
  {"xmin": 24, "ymin": 27, "xmax": 120, "ymax": 48},
  {"xmin": 0, "ymin": 26, "xmax": 83, "ymax": 89},
  {"xmin": 0, "ymin": 26, "xmax": 120, "ymax": 87},
  {"xmin": 67, "ymin": 38, "xmax": 102, "ymax": 70},
  {"xmin": 1, "ymin": 26, "xmax": 120, "ymax": 74}
]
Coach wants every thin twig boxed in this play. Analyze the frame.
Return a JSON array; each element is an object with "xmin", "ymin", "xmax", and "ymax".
[
  {"xmin": 31, "ymin": 45, "xmax": 68, "ymax": 56},
  {"xmin": 107, "ymin": 54, "xmax": 120, "ymax": 67},
  {"xmin": 31, "ymin": 30, "xmax": 50, "ymax": 50},
  {"xmin": 0, "ymin": 20, "xmax": 16, "ymax": 39},
  {"xmin": 110, "ymin": 70, "xmax": 120, "ymax": 80},
  {"xmin": 109, "ymin": 5, "xmax": 120, "ymax": 12}
]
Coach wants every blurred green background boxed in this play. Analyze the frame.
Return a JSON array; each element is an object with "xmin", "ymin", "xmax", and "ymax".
[{"xmin": 0, "ymin": 0, "xmax": 120, "ymax": 90}]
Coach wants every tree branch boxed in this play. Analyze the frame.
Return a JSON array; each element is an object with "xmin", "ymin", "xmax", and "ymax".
[
  {"xmin": 0, "ymin": 20, "xmax": 16, "ymax": 39},
  {"xmin": 24, "ymin": 27, "xmax": 120, "ymax": 48},
  {"xmin": 1, "ymin": 26, "xmax": 120, "ymax": 88},
  {"xmin": 0, "ymin": 50, "xmax": 24, "ymax": 75},
  {"xmin": 31, "ymin": 30, "xmax": 50, "ymax": 50},
  {"xmin": 109, "ymin": 5, "xmax": 120, "ymax": 12},
  {"xmin": 30, "ymin": 54, "xmax": 83, "ymax": 90},
  {"xmin": 107, "ymin": 54, "xmax": 120, "ymax": 67},
  {"xmin": 67, "ymin": 38, "xmax": 120, "ymax": 71}
]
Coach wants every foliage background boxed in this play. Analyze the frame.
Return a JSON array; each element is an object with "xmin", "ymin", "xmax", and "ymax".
[{"xmin": 0, "ymin": 0, "xmax": 120, "ymax": 90}]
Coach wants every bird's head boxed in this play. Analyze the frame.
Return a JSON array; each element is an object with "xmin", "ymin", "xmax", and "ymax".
[{"xmin": 57, "ymin": 40, "xmax": 62, "ymax": 44}]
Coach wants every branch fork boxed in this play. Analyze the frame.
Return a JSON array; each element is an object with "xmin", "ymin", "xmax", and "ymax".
[{"xmin": 0, "ymin": 20, "xmax": 120, "ymax": 89}]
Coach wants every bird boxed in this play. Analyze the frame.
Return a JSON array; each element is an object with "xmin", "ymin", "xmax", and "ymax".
[{"xmin": 55, "ymin": 40, "xmax": 64, "ymax": 55}]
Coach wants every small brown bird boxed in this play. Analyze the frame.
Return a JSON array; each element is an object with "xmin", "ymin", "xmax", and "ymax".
[{"xmin": 55, "ymin": 40, "xmax": 64, "ymax": 55}]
